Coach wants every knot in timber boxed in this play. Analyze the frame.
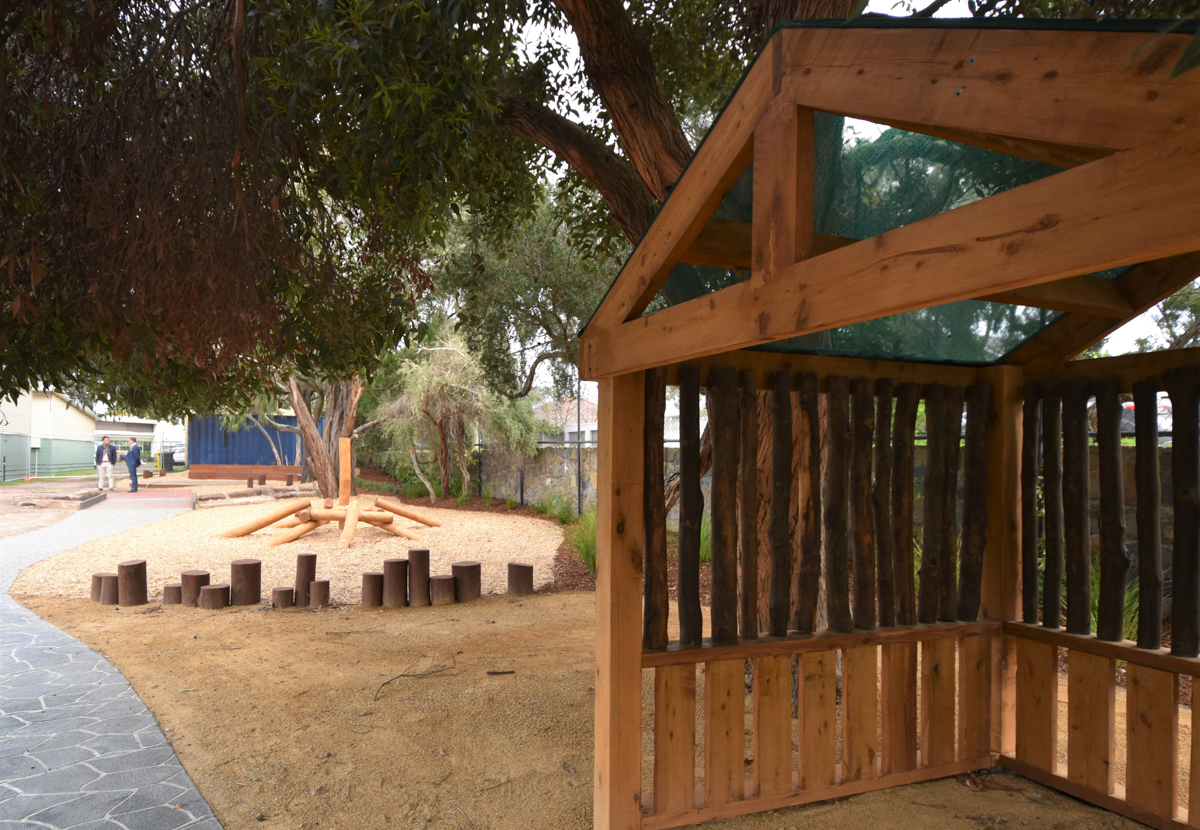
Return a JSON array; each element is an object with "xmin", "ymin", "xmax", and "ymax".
[{"xmin": 976, "ymin": 214, "xmax": 1059, "ymax": 243}]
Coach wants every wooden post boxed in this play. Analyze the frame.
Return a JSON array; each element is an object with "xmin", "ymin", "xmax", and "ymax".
[
  {"xmin": 874, "ymin": 377, "xmax": 895, "ymax": 628},
  {"xmin": 710, "ymin": 366, "xmax": 740, "ymax": 644},
  {"xmin": 1021, "ymin": 383, "xmax": 1042, "ymax": 624},
  {"xmin": 653, "ymin": 664, "xmax": 696, "ymax": 814},
  {"xmin": 677, "ymin": 365, "xmax": 703, "ymax": 646},
  {"xmin": 1062, "ymin": 378, "xmax": 1092, "ymax": 636},
  {"xmin": 643, "ymin": 367, "xmax": 668, "ymax": 650},
  {"xmin": 375, "ymin": 498, "xmax": 443, "ymax": 527},
  {"xmin": 957, "ymin": 383, "xmax": 991, "ymax": 622},
  {"xmin": 272, "ymin": 587, "xmax": 295, "ymax": 609},
  {"xmin": 893, "ymin": 383, "xmax": 920, "ymax": 626},
  {"xmin": 824, "ymin": 375, "xmax": 852, "ymax": 632},
  {"xmin": 765, "ymin": 370, "xmax": 790, "ymax": 638},
  {"xmin": 286, "ymin": 473, "xmax": 294, "ymax": 486},
  {"xmin": 508, "ymin": 562, "xmax": 534, "ymax": 596},
  {"xmin": 796, "ymin": 371, "xmax": 821, "ymax": 633},
  {"xmin": 739, "ymin": 369, "xmax": 760, "ymax": 639},
  {"xmin": 324, "ymin": 498, "xmax": 334, "ymax": 509},
  {"xmin": 430, "ymin": 575, "xmax": 455, "ymax": 605},
  {"xmin": 1095, "ymin": 378, "xmax": 1130, "ymax": 642},
  {"xmin": 409, "ymin": 549, "xmax": 431, "ymax": 607},
  {"xmin": 266, "ymin": 519, "xmax": 326, "ymax": 546},
  {"xmin": 230, "ymin": 559, "xmax": 262, "ymax": 607},
  {"xmin": 221, "ymin": 498, "xmax": 312, "ymax": 537},
  {"xmin": 99, "ymin": 574, "xmax": 118, "ymax": 605},
  {"xmin": 163, "ymin": 583, "xmax": 182, "ymax": 605},
  {"xmin": 294, "ymin": 552, "xmax": 317, "ymax": 609},
  {"xmin": 258, "ymin": 473, "xmax": 267, "ymax": 486},
  {"xmin": 198, "ymin": 583, "xmax": 230, "ymax": 610},
  {"xmin": 1134, "ymin": 379, "xmax": 1164, "ymax": 650},
  {"xmin": 850, "ymin": 377, "xmax": 876, "ymax": 630},
  {"xmin": 362, "ymin": 572, "xmax": 384, "ymax": 607},
  {"xmin": 339, "ymin": 499, "xmax": 361, "ymax": 548},
  {"xmin": 383, "ymin": 558, "xmax": 409, "ymax": 607},
  {"xmin": 117, "ymin": 560, "xmax": 147, "ymax": 607},
  {"xmin": 181, "ymin": 570, "xmax": 210, "ymax": 608},
  {"xmin": 1165, "ymin": 366, "xmax": 1200, "ymax": 658},
  {"xmin": 338, "ymin": 436, "xmax": 352, "ymax": 506},
  {"xmin": 920, "ymin": 384, "xmax": 946, "ymax": 625},
  {"xmin": 451, "ymin": 561, "xmax": 482, "ymax": 602},
  {"xmin": 594, "ymin": 373, "xmax": 644, "ymax": 830},
  {"xmin": 91, "ymin": 572, "xmax": 115, "ymax": 603},
  {"xmin": 309, "ymin": 579, "xmax": 330, "ymax": 608},
  {"xmin": 1042, "ymin": 381, "xmax": 1064, "ymax": 629},
  {"xmin": 247, "ymin": 476, "xmax": 254, "ymax": 489},
  {"xmin": 939, "ymin": 386, "xmax": 964, "ymax": 622}
]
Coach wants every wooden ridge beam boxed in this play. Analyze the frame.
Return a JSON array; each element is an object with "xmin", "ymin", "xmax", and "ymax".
[
  {"xmin": 1024, "ymin": 345, "xmax": 1200, "ymax": 392},
  {"xmin": 871, "ymin": 118, "xmax": 1112, "ymax": 169},
  {"xmin": 580, "ymin": 127, "xmax": 1200, "ymax": 380},
  {"xmin": 981, "ymin": 274, "xmax": 1132, "ymax": 318},
  {"xmin": 681, "ymin": 218, "xmax": 856, "ymax": 270}
]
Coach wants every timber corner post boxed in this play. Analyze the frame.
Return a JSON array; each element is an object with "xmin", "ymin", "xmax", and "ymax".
[{"xmin": 594, "ymin": 373, "xmax": 646, "ymax": 830}]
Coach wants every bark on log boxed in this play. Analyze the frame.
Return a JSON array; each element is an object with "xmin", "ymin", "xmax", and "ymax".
[
  {"xmin": 1134, "ymin": 379, "xmax": 1164, "ymax": 650},
  {"xmin": 824, "ymin": 375, "xmax": 853, "ymax": 632},
  {"xmin": 272, "ymin": 587, "xmax": 295, "ymax": 609},
  {"xmin": 198, "ymin": 583, "xmax": 229, "ymax": 610},
  {"xmin": 220, "ymin": 498, "xmax": 311, "ymax": 538},
  {"xmin": 1095, "ymin": 378, "xmax": 1131, "ymax": 642},
  {"xmin": 1165, "ymin": 366, "xmax": 1200, "ymax": 658},
  {"xmin": 181, "ymin": 570, "xmax": 210, "ymax": 608},
  {"xmin": 295, "ymin": 553, "xmax": 317, "ymax": 610},
  {"xmin": 938, "ymin": 386, "xmax": 965, "ymax": 622},
  {"xmin": 1021, "ymin": 383, "xmax": 1042, "ymax": 624},
  {"xmin": 362, "ymin": 572, "xmax": 384, "ymax": 607},
  {"xmin": 796, "ymin": 371, "xmax": 822, "ymax": 633},
  {"xmin": 678, "ymin": 364, "xmax": 704, "ymax": 646},
  {"xmin": 874, "ymin": 378, "xmax": 895, "ymax": 628},
  {"xmin": 1042, "ymin": 382, "xmax": 1065, "ymax": 629},
  {"xmin": 117, "ymin": 560, "xmax": 147, "ymax": 607},
  {"xmin": 508, "ymin": 562, "xmax": 534, "ymax": 596},
  {"xmin": 739, "ymin": 368, "xmax": 760, "ymax": 639},
  {"xmin": 163, "ymin": 583, "xmax": 182, "ymax": 605},
  {"xmin": 91, "ymin": 572, "xmax": 115, "ymax": 603},
  {"xmin": 643, "ymin": 366, "xmax": 668, "ymax": 650},
  {"xmin": 374, "ymin": 498, "xmax": 443, "ymax": 527},
  {"xmin": 430, "ymin": 575, "xmax": 456, "ymax": 606},
  {"xmin": 765, "ymin": 370, "xmax": 791, "ymax": 638},
  {"xmin": 99, "ymin": 574, "xmax": 119, "ymax": 605},
  {"xmin": 230, "ymin": 559, "xmax": 262, "ymax": 607},
  {"xmin": 892, "ymin": 383, "xmax": 920, "ymax": 627},
  {"xmin": 1061, "ymin": 378, "xmax": 1092, "ymax": 636},
  {"xmin": 850, "ymin": 377, "xmax": 876, "ymax": 630},
  {"xmin": 309, "ymin": 579, "xmax": 330, "ymax": 608},
  {"xmin": 707, "ymin": 366, "xmax": 740, "ymax": 645},
  {"xmin": 957, "ymin": 383, "xmax": 991, "ymax": 622},
  {"xmin": 919, "ymin": 384, "xmax": 946, "ymax": 626},
  {"xmin": 383, "ymin": 558, "xmax": 409, "ymax": 607},
  {"xmin": 452, "ymin": 561, "xmax": 482, "ymax": 603},
  {"xmin": 409, "ymin": 549, "xmax": 431, "ymax": 607}
]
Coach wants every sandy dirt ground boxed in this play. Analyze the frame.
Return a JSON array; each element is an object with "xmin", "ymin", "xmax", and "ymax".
[
  {"xmin": 0, "ymin": 502, "xmax": 72, "ymax": 539},
  {"xmin": 18, "ymin": 590, "xmax": 1141, "ymax": 830}
]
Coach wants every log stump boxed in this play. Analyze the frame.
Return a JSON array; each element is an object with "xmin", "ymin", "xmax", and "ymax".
[
  {"xmin": 230, "ymin": 559, "xmax": 262, "ymax": 606},
  {"xmin": 430, "ymin": 575, "xmax": 456, "ymax": 606},
  {"xmin": 295, "ymin": 553, "xmax": 317, "ymax": 609},
  {"xmin": 117, "ymin": 560, "xmax": 148, "ymax": 607},
  {"xmin": 99, "ymin": 574, "xmax": 119, "ymax": 606},
  {"xmin": 508, "ymin": 563, "xmax": 534, "ymax": 596},
  {"xmin": 181, "ymin": 570, "xmax": 210, "ymax": 608},
  {"xmin": 247, "ymin": 476, "xmax": 255, "ymax": 489},
  {"xmin": 451, "ymin": 561, "xmax": 482, "ymax": 603},
  {"xmin": 286, "ymin": 474, "xmax": 295, "ymax": 486},
  {"xmin": 362, "ymin": 572, "xmax": 384, "ymax": 607},
  {"xmin": 198, "ymin": 583, "xmax": 230, "ymax": 610},
  {"xmin": 258, "ymin": 474, "xmax": 267, "ymax": 486},
  {"xmin": 409, "ymin": 549, "xmax": 431, "ymax": 607},
  {"xmin": 383, "ymin": 559, "xmax": 409, "ymax": 608},
  {"xmin": 272, "ymin": 587, "xmax": 295, "ymax": 609},
  {"xmin": 91, "ymin": 572, "xmax": 116, "ymax": 603},
  {"xmin": 163, "ymin": 583, "xmax": 182, "ymax": 605},
  {"xmin": 309, "ymin": 580, "xmax": 331, "ymax": 608}
]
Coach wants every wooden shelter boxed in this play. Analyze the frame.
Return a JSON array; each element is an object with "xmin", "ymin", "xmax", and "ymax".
[{"xmin": 579, "ymin": 18, "xmax": 1200, "ymax": 830}]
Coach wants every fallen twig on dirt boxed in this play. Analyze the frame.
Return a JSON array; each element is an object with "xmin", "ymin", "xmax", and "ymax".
[
  {"xmin": 325, "ymin": 624, "xmax": 386, "ymax": 635},
  {"xmin": 479, "ymin": 778, "xmax": 511, "ymax": 792},
  {"xmin": 486, "ymin": 669, "xmax": 514, "ymax": 675},
  {"xmin": 374, "ymin": 654, "xmax": 458, "ymax": 700}
]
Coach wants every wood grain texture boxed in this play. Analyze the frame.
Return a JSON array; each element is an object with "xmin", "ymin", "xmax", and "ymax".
[
  {"xmin": 1165, "ymin": 366, "xmax": 1200, "ymax": 658},
  {"xmin": 795, "ymin": 371, "xmax": 821, "ymax": 633},
  {"xmin": 1042, "ymin": 383, "xmax": 1064, "ymax": 630},
  {"xmin": 892, "ymin": 383, "xmax": 920, "ymax": 627},
  {"xmin": 1135, "ymin": 379, "xmax": 1165, "ymax": 650},
  {"xmin": 662, "ymin": 351, "xmax": 978, "ymax": 391},
  {"xmin": 958, "ymin": 632, "xmax": 992, "ymax": 763},
  {"xmin": 704, "ymin": 659, "xmax": 745, "ymax": 808},
  {"xmin": 824, "ymin": 376, "xmax": 853, "ymax": 632},
  {"xmin": 739, "ymin": 370, "xmax": 760, "ymax": 640},
  {"xmin": 752, "ymin": 655, "xmax": 793, "ymax": 797},
  {"xmin": 957, "ymin": 383, "xmax": 991, "ymax": 621},
  {"xmin": 1061, "ymin": 378, "xmax": 1092, "ymax": 636},
  {"xmin": 981, "ymin": 274, "xmax": 1132, "ymax": 317},
  {"xmin": 851, "ymin": 378, "xmax": 877, "ymax": 630},
  {"xmin": 1015, "ymin": 637, "xmax": 1059, "ymax": 773},
  {"xmin": 643, "ymin": 367, "xmax": 669, "ymax": 650},
  {"xmin": 1095, "ymin": 378, "xmax": 1131, "ymax": 642},
  {"xmin": 939, "ymin": 386, "xmax": 965, "ymax": 622},
  {"xmin": 768, "ymin": 371, "xmax": 793, "ymax": 637},
  {"xmin": 708, "ymin": 366, "xmax": 740, "ymax": 645},
  {"xmin": 1125, "ymin": 663, "xmax": 1178, "ymax": 818},
  {"xmin": 841, "ymin": 646, "xmax": 879, "ymax": 782},
  {"xmin": 752, "ymin": 102, "xmax": 813, "ymax": 284},
  {"xmin": 920, "ymin": 637, "xmax": 956, "ymax": 768},
  {"xmin": 880, "ymin": 641, "xmax": 918, "ymax": 775},
  {"xmin": 801, "ymin": 651, "xmax": 837, "ymax": 789},
  {"xmin": 1021, "ymin": 383, "xmax": 1042, "ymax": 623},
  {"xmin": 1067, "ymin": 650, "xmax": 1115, "ymax": 794},
  {"xmin": 654, "ymin": 665, "xmax": 696, "ymax": 816},
  {"xmin": 920, "ymin": 384, "xmax": 946, "ymax": 625},
  {"xmin": 874, "ymin": 378, "xmax": 896, "ymax": 628},
  {"xmin": 677, "ymin": 366, "xmax": 703, "ymax": 647}
]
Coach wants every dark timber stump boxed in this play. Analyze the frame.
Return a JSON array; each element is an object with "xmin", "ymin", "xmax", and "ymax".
[
  {"xmin": 1061, "ymin": 378, "xmax": 1091, "ymax": 636},
  {"xmin": 892, "ymin": 383, "xmax": 920, "ymax": 626},
  {"xmin": 850, "ymin": 377, "xmax": 876, "ymax": 630},
  {"xmin": 1021, "ymin": 383, "xmax": 1042, "ymax": 623},
  {"xmin": 1095, "ymin": 378, "xmax": 1130, "ymax": 642},
  {"xmin": 99, "ymin": 574, "xmax": 119, "ymax": 605},
  {"xmin": 874, "ymin": 378, "xmax": 895, "ymax": 628},
  {"xmin": 383, "ymin": 559, "xmax": 409, "ymax": 607},
  {"xmin": 919, "ymin": 384, "xmax": 946, "ymax": 625},
  {"xmin": 230, "ymin": 559, "xmax": 262, "ymax": 606},
  {"xmin": 709, "ymin": 366, "xmax": 740, "ymax": 644},
  {"xmin": 181, "ymin": 570, "xmax": 210, "ymax": 608},
  {"xmin": 247, "ymin": 476, "xmax": 254, "ymax": 489},
  {"xmin": 939, "ymin": 386, "xmax": 964, "ymax": 622},
  {"xmin": 677, "ymin": 364, "xmax": 703, "ymax": 646},
  {"xmin": 452, "ymin": 561, "xmax": 482, "ymax": 602},
  {"xmin": 163, "ymin": 583, "xmax": 182, "ymax": 605},
  {"xmin": 198, "ymin": 583, "xmax": 229, "ymax": 610},
  {"xmin": 508, "ymin": 562, "xmax": 534, "ymax": 596},
  {"xmin": 362, "ymin": 572, "xmax": 384, "ymax": 607},
  {"xmin": 795, "ymin": 372, "xmax": 821, "ymax": 633},
  {"xmin": 824, "ymin": 375, "xmax": 853, "ymax": 632},
  {"xmin": 258, "ymin": 474, "xmax": 267, "ymax": 486},
  {"xmin": 643, "ymin": 366, "xmax": 668, "ymax": 650},
  {"xmin": 309, "ymin": 580, "xmax": 330, "ymax": 608},
  {"xmin": 1165, "ymin": 366, "xmax": 1200, "ymax": 658},
  {"xmin": 739, "ymin": 369, "xmax": 760, "ymax": 638},
  {"xmin": 430, "ymin": 575, "xmax": 456, "ymax": 606},
  {"xmin": 272, "ymin": 587, "xmax": 295, "ymax": 609},
  {"xmin": 409, "ymin": 549, "xmax": 431, "ymax": 607},
  {"xmin": 1042, "ymin": 382, "xmax": 1064, "ymax": 629},
  {"xmin": 91, "ymin": 572, "xmax": 116, "ymax": 603},
  {"xmin": 295, "ymin": 553, "xmax": 317, "ymax": 610},
  {"xmin": 117, "ymin": 560, "xmax": 148, "ymax": 607},
  {"xmin": 1134, "ymin": 379, "xmax": 1164, "ymax": 650},
  {"xmin": 286, "ymin": 474, "xmax": 295, "ymax": 486},
  {"xmin": 765, "ymin": 370, "xmax": 790, "ymax": 638}
]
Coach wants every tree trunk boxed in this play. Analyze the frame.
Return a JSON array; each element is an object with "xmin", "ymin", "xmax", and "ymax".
[
  {"xmin": 455, "ymin": 416, "xmax": 471, "ymax": 500},
  {"xmin": 410, "ymin": 439, "xmax": 437, "ymax": 504},
  {"xmin": 288, "ymin": 375, "xmax": 364, "ymax": 499}
]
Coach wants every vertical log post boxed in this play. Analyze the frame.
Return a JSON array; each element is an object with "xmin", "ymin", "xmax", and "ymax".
[
  {"xmin": 338, "ymin": 436, "xmax": 352, "ymax": 506},
  {"xmin": 181, "ymin": 570, "xmax": 210, "ymax": 608},
  {"xmin": 850, "ymin": 377, "xmax": 876, "ymax": 630},
  {"xmin": 796, "ymin": 371, "xmax": 822, "ymax": 633},
  {"xmin": 767, "ymin": 370, "xmax": 791, "ymax": 637},
  {"xmin": 1095, "ymin": 378, "xmax": 1131, "ymax": 642},
  {"xmin": 91, "ymin": 572, "xmax": 115, "ymax": 603},
  {"xmin": 1061, "ymin": 378, "xmax": 1092, "ymax": 636},
  {"xmin": 508, "ymin": 562, "xmax": 534, "ymax": 596},
  {"xmin": 295, "ymin": 553, "xmax": 317, "ymax": 610},
  {"xmin": 920, "ymin": 384, "xmax": 946, "ymax": 625},
  {"xmin": 874, "ymin": 378, "xmax": 895, "ymax": 628},
  {"xmin": 362, "ymin": 572, "xmax": 384, "ymax": 607},
  {"xmin": 739, "ymin": 369, "xmax": 760, "ymax": 639},
  {"xmin": 824, "ymin": 375, "xmax": 853, "ymax": 632},
  {"xmin": 99, "ymin": 574, "xmax": 119, "ymax": 605},
  {"xmin": 117, "ymin": 560, "xmax": 148, "ymax": 607},
  {"xmin": 409, "ymin": 549, "xmax": 431, "ymax": 607},
  {"xmin": 1164, "ymin": 366, "xmax": 1200, "ymax": 658},
  {"xmin": 1134, "ymin": 379, "xmax": 1164, "ymax": 650},
  {"xmin": 230, "ymin": 559, "xmax": 262, "ymax": 607},
  {"xmin": 272, "ymin": 587, "xmax": 295, "ymax": 609},
  {"xmin": 163, "ymin": 583, "xmax": 182, "ymax": 605},
  {"xmin": 893, "ymin": 383, "xmax": 920, "ymax": 626},
  {"xmin": 309, "ymin": 579, "xmax": 330, "ymax": 608},
  {"xmin": 1042, "ymin": 382, "xmax": 1064, "ymax": 629},
  {"xmin": 1021, "ymin": 383, "xmax": 1042, "ymax": 623},
  {"xmin": 643, "ymin": 367, "xmax": 668, "ymax": 650},
  {"xmin": 429, "ymin": 575, "xmax": 456, "ymax": 605},
  {"xmin": 939, "ymin": 387, "xmax": 965, "ymax": 622},
  {"xmin": 198, "ymin": 583, "xmax": 230, "ymax": 609},
  {"xmin": 451, "ymin": 561, "xmax": 482, "ymax": 602},
  {"xmin": 383, "ymin": 558, "xmax": 409, "ymax": 607},
  {"xmin": 258, "ymin": 473, "xmax": 267, "ymax": 486},
  {"xmin": 677, "ymin": 365, "xmax": 703, "ymax": 646},
  {"xmin": 709, "ymin": 366, "xmax": 740, "ymax": 645},
  {"xmin": 957, "ymin": 383, "xmax": 991, "ymax": 621}
]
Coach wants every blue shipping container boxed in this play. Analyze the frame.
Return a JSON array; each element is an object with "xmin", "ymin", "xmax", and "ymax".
[{"xmin": 188, "ymin": 415, "xmax": 305, "ymax": 466}]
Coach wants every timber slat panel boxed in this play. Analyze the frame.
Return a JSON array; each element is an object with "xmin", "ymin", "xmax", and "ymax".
[
  {"xmin": 851, "ymin": 378, "xmax": 877, "ymax": 630},
  {"xmin": 768, "ymin": 371, "xmax": 793, "ymax": 637},
  {"xmin": 958, "ymin": 632, "xmax": 991, "ymax": 763},
  {"xmin": 1042, "ymin": 383, "xmax": 1065, "ymax": 630},
  {"xmin": 1095, "ymin": 378, "xmax": 1130, "ymax": 642},
  {"xmin": 957, "ymin": 383, "xmax": 991, "ymax": 622},
  {"xmin": 654, "ymin": 665, "xmax": 696, "ymax": 815},
  {"xmin": 704, "ymin": 659, "xmax": 745, "ymax": 808},
  {"xmin": 881, "ymin": 641, "xmax": 918, "ymax": 775},
  {"xmin": 920, "ymin": 384, "xmax": 947, "ymax": 625},
  {"xmin": 874, "ymin": 378, "xmax": 896, "ymax": 628},
  {"xmin": 920, "ymin": 637, "xmax": 956, "ymax": 767},
  {"xmin": 1066, "ymin": 650, "xmax": 1115, "ymax": 794},
  {"xmin": 1006, "ymin": 621, "xmax": 1200, "ymax": 679},
  {"xmin": 1125, "ymin": 663, "xmax": 1178, "ymax": 818},
  {"xmin": 1021, "ymin": 384, "xmax": 1041, "ymax": 623},
  {"xmin": 1165, "ymin": 367, "xmax": 1200, "ymax": 658},
  {"xmin": 678, "ymin": 365, "xmax": 704, "ymax": 647},
  {"xmin": 841, "ymin": 645, "xmax": 879, "ymax": 782},
  {"xmin": 709, "ymin": 367, "xmax": 740, "ymax": 645},
  {"xmin": 824, "ymin": 376, "xmax": 853, "ymax": 632},
  {"xmin": 1135, "ymin": 379, "xmax": 1165, "ymax": 650},
  {"xmin": 795, "ymin": 372, "xmax": 821, "ymax": 633},
  {"xmin": 1015, "ymin": 638, "xmax": 1059, "ymax": 773},
  {"xmin": 739, "ymin": 370, "xmax": 760, "ymax": 640},
  {"xmin": 1061, "ymin": 378, "xmax": 1092, "ymax": 635},
  {"xmin": 939, "ymin": 386, "xmax": 965, "ymax": 622},
  {"xmin": 752, "ymin": 655, "xmax": 793, "ymax": 797},
  {"xmin": 893, "ymin": 383, "xmax": 920, "ymax": 626},
  {"xmin": 802, "ymin": 651, "xmax": 837, "ymax": 789},
  {"xmin": 643, "ymin": 368, "xmax": 668, "ymax": 650}
]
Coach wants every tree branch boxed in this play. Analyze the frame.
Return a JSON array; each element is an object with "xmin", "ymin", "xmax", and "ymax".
[
  {"xmin": 506, "ymin": 349, "xmax": 571, "ymax": 400},
  {"xmin": 911, "ymin": 0, "xmax": 952, "ymax": 17},
  {"xmin": 353, "ymin": 417, "xmax": 385, "ymax": 436}
]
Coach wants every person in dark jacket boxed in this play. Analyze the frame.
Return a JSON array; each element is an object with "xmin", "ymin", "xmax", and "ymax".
[
  {"xmin": 95, "ymin": 436, "xmax": 117, "ymax": 490},
  {"xmin": 124, "ymin": 438, "xmax": 142, "ymax": 492}
]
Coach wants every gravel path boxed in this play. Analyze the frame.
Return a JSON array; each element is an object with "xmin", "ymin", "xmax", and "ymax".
[{"xmin": 0, "ymin": 509, "xmax": 222, "ymax": 829}]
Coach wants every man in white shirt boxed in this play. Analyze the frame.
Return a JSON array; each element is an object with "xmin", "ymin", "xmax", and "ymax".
[{"xmin": 95, "ymin": 436, "xmax": 116, "ymax": 490}]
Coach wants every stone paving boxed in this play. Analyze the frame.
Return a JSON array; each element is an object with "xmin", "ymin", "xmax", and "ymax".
[{"xmin": 0, "ymin": 510, "xmax": 222, "ymax": 829}]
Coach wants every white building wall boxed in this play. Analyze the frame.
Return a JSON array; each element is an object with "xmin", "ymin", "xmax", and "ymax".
[
  {"xmin": 47, "ymin": 395, "xmax": 96, "ymax": 441},
  {"xmin": 0, "ymin": 393, "xmax": 32, "ymax": 436}
]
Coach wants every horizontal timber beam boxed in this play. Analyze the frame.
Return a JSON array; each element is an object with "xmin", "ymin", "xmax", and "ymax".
[
  {"xmin": 580, "ymin": 127, "xmax": 1200, "ymax": 380},
  {"xmin": 981, "ymin": 274, "xmax": 1132, "ymax": 318},
  {"xmin": 681, "ymin": 218, "xmax": 857, "ymax": 270},
  {"xmin": 872, "ymin": 118, "xmax": 1112, "ymax": 169},
  {"xmin": 1006, "ymin": 621, "xmax": 1200, "ymax": 678},
  {"xmin": 1024, "ymin": 346, "xmax": 1200, "ymax": 392}
]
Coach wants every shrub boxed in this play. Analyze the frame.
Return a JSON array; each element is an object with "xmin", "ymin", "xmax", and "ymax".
[
  {"xmin": 505, "ymin": 497, "xmax": 515, "ymax": 511},
  {"xmin": 566, "ymin": 507, "xmax": 598, "ymax": 573},
  {"xmin": 403, "ymin": 481, "xmax": 428, "ymax": 500},
  {"xmin": 699, "ymin": 512, "xmax": 712, "ymax": 564}
]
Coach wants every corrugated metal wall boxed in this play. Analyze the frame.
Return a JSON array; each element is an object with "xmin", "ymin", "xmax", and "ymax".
[{"xmin": 188, "ymin": 416, "xmax": 304, "ymax": 466}]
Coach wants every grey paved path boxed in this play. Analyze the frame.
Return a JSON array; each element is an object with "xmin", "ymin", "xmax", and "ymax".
[{"xmin": 0, "ymin": 510, "xmax": 222, "ymax": 829}]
